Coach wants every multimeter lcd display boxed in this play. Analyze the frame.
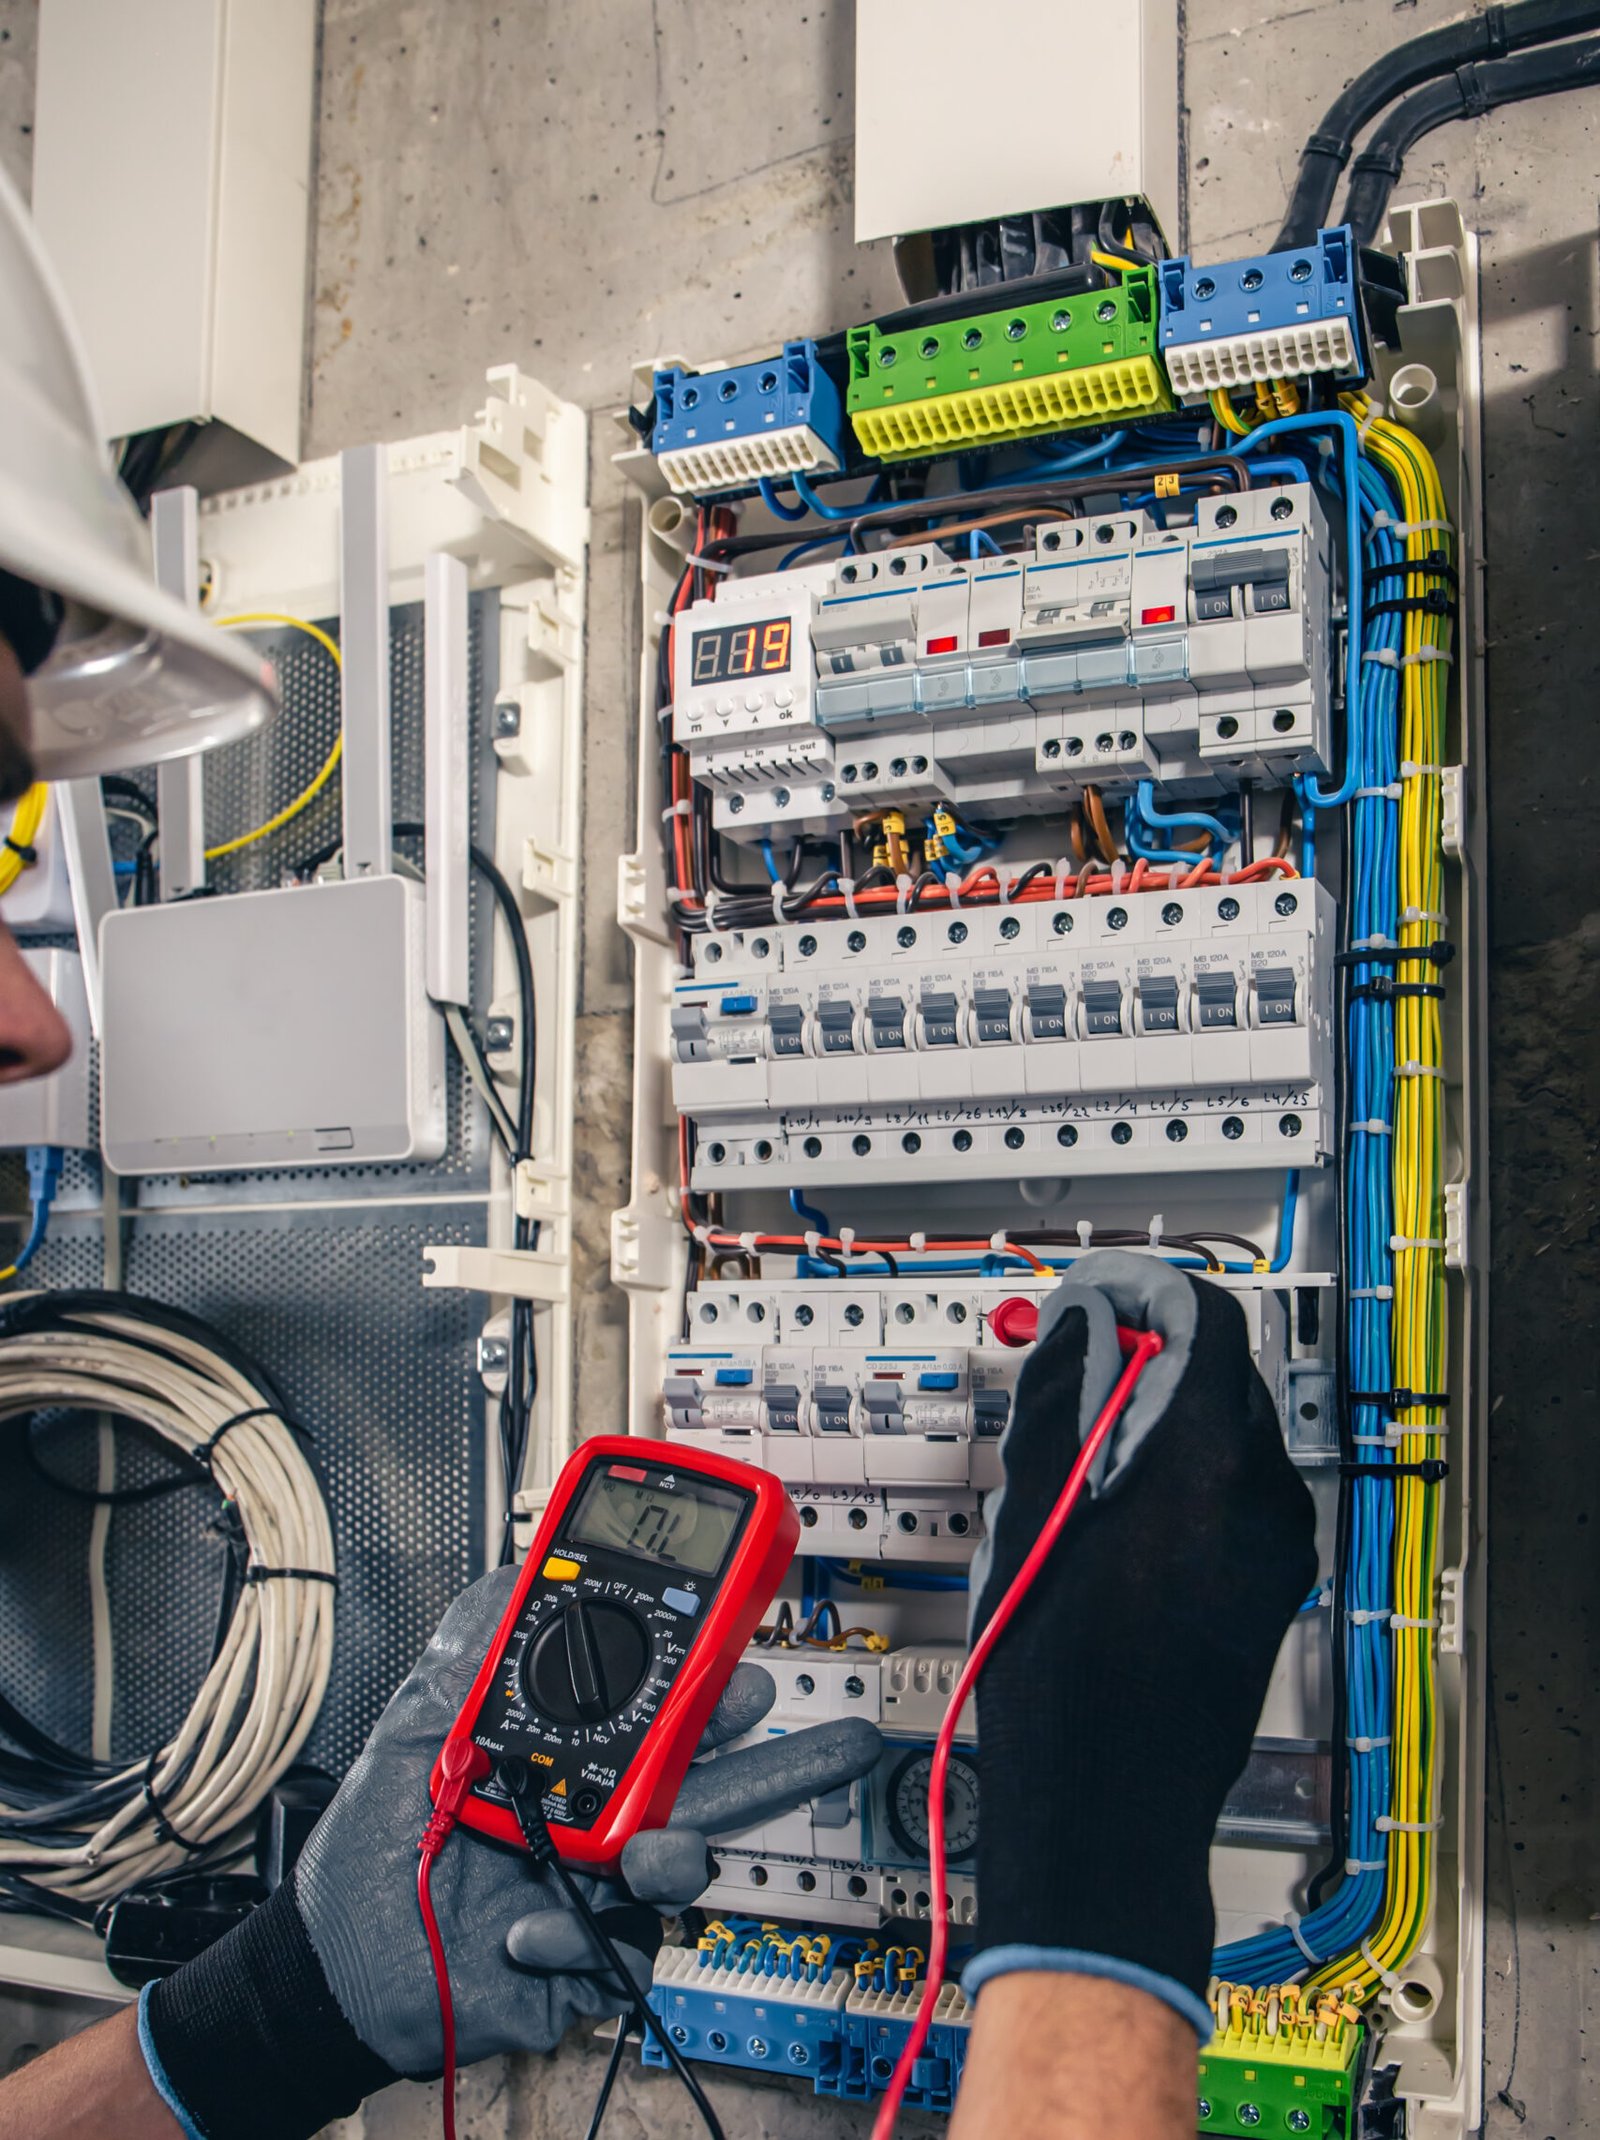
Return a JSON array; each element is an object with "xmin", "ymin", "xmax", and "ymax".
[
  {"xmin": 567, "ymin": 1466, "xmax": 745, "ymax": 1576},
  {"xmin": 689, "ymin": 617, "xmax": 792, "ymax": 686}
]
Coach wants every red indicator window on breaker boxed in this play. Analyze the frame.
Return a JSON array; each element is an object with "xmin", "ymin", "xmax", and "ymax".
[
  {"xmin": 925, "ymin": 635, "xmax": 959, "ymax": 655},
  {"xmin": 1140, "ymin": 605, "xmax": 1177, "ymax": 626},
  {"xmin": 977, "ymin": 628, "xmax": 1009, "ymax": 647},
  {"xmin": 607, "ymin": 1463, "xmax": 649, "ymax": 1480}
]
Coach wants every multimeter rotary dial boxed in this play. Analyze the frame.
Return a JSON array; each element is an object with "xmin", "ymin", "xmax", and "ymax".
[{"xmin": 522, "ymin": 1598, "xmax": 652, "ymax": 1726}]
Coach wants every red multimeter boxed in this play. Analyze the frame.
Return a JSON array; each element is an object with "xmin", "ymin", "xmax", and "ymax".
[{"xmin": 435, "ymin": 1435, "xmax": 799, "ymax": 1872}]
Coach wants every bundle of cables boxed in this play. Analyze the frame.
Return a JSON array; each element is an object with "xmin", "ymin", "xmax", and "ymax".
[{"xmin": 0, "ymin": 1292, "xmax": 335, "ymax": 1917}]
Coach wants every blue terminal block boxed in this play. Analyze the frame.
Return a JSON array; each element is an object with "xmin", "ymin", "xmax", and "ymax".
[
  {"xmin": 651, "ymin": 338, "xmax": 845, "ymax": 497},
  {"xmin": 643, "ymin": 1948, "xmax": 850, "ymax": 2089},
  {"xmin": 1158, "ymin": 226, "xmax": 1368, "ymax": 400}
]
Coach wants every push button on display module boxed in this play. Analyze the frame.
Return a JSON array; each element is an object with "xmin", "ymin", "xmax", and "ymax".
[
  {"xmin": 661, "ymin": 1586, "xmax": 701, "ymax": 1617},
  {"xmin": 541, "ymin": 1555, "xmax": 582, "ymax": 1582}
]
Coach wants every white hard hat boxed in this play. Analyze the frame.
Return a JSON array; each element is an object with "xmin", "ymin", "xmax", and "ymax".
[{"xmin": 0, "ymin": 164, "xmax": 276, "ymax": 779}]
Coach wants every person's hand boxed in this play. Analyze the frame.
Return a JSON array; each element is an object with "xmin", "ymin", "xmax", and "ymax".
[
  {"xmin": 962, "ymin": 1251, "xmax": 1318, "ymax": 2038},
  {"xmin": 140, "ymin": 1567, "xmax": 882, "ymax": 2140}
]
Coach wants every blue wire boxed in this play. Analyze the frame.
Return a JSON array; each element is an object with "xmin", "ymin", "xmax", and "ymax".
[
  {"xmin": 759, "ymin": 839, "xmax": 780, "ymax": 883},
  {"xmin": 819, "ymin": 1557, "xmax": 969, "ymax": 1593},
  {"xmin": 790, "ymin": 471, "xmax": 859, "ymax": 521},
  {"xmin": 777, "ymin": 533, "xmax": 846, "ymax": 571},
  {"xmin": 757, "ymin": 475, "xmax": 809, "ymax": 522},
  {"xmin": 789, "ymin": 1188, "xmax": 833, "ymax": 1234},
  {"xmin": 1133, "ymin": 782, "xmax": 1233, "ymax": 849}
]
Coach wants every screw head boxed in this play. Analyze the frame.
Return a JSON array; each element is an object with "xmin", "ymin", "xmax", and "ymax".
[
  {"xmin": 751, "ymin": 935, "xmax": 770, "ymax": 957},
  {"xmin": 493, "ymin": 701, "xmax": 521, "ymax": 737},
  {"xmin": 1065, "ymin": 735, "xmax": 1084, "ymax": 756},
  {"xmin": 1106, "ymin": 905, "xmax": 1128, "ymax": 930},
  {"xmin": 842, "ymin": 764, "xmax": 859, "ymax": 784},
  {"xmin": 897, "ymin": 925, "xmax": 916, "ymax": 948},
  {"xmin": 1197, "ymin": 2100, "xmax": 1212, "ymax": 2122},
  {"xmin": 794, "ymin": 1302, "xmax": 814, "ymax": 1326},
  {"xmin": 1162, "ymin": 902, "xmax": 1183, "ymax": 926},
  {"xmin": 803, "ymin": 1135, "xmax": 822, "ymax": 1158},
  {"xmin": 704, "ymin": 940, "xmax": 723, "ymax": 962},
  {"xmin": 902, "ymin": 1132, "xmax": 921, "ymax": 1153},
  {"xmin": 1275, "ymin": 891, "xmax": 1298, "ymax": 916},
  {"xmin": 1222, "ymin": 1114, "xmax": 1244, "ymax": 1139},
  {"xmin": 1279, "ymin": 1112, "xmax": 1303, "ymax": 1137},
  {"xmin": 1218, "ymin": 896, "xmax": 1241, "ymax": 922},
  {"xmin": 1006, "ymin": 316, "xmax": 1027, "ymax": 341},
  {"xmin": 1215, "ymin": 504, "xmax": 1238, "ymax": 530},
  {"xmin": 1240, "ymin": 267, "xmax": 1264, "ymax": 292},
  {"xmin": 484, "ymin": 1015, "xmax": 515, "ymax": 1052},
  {"xmin": 919, "ymin": 335, "xmax": 939, "ymax": 359},
  {"xmin": 748, "ymin": 2036, "xmax": 770, "ymax": 2058},
  {"xmin": 1118, "ymin": 730, "xmax": 1137, "ymax": 751},
  {"xmin": 1000, "ymin": 915, "xmax": 1020, "ymax": 939},
  {"xmin": 1111, "ymin": 1120, "xmax": 1133, "ymax": 1145},
  {"xmin": 1166, "ymin": 1118, "xmax": 1188, "ymax": 1142},
  {"xmin": 820, "ymin": 782, "xmax": 836, "ymax": 802},
  {"xmin": 1287, "ymin": 2113, "xmax": 1311, "ymax": 2132},
  {"xmin": 1043, "ymin": 736, "xmax": 1062, "ymax": 760},
  {"xmin": 948, "ymin": 920, "xmax": 968, "ymax": 945},
  {"xmin": 800, "ymin": 1504, "xmax": 818, "ymax": 1525},
  {"xmin": 890, "ymin": 757, "xmax": 907, "ymax": 777},
  {"xmin": 798, "ymin": 934, "xmax": 817, "ymax": 957},
  {"xmin": 962, "ymin": 326, "xmax": 983, "ymax": 350},
  {"xmin": 953, "ymin": 1129, "xmax": 973, "ymax": 1152},
  {"xmin": 847, "ymin": 1507, "xmax": 868, "ymax": 1528},
  {"xmin": 1004, "ymin": 1126, "xmax": 1025, "ymax": 1150},
  {"xmin": 1053, "ymin": 911, "xmax": 1073, "ymax": 935},
  {"xmin": 878, "ymin": 345, "xmax": 897, "ymax": 369},
  {"xmin": 852, "ymin": 1134, "xmax": 871, "ymax": 1157},
  {"xmin": 1096, "ymin": 298, "xmax": 1117, "ymax": 322},
  {"xmin": 1237, "ymin": 2107, "xmax": 1261, "ymax": 2128},
  {"xmin": 861, "ymin": 761, "xmax": 879, "ymax": 781},
  {"xmin": 1096, "ymin": 732, "xmax": 1116, "ymax": 753},
  {"xmin": 477, "ymin": 1336, "xmax": 509, "ymax": 1374},
  {"xmin": 1051, "ymin": 308, "xmax": 1071, "ymax": 331},
  {"xmin": 847, "ymin": 929, "xmax": 866, "ymax": 953},
  {"xmin": 844, "ymin": 1301, "xmax": 864, "ymax": 1326},
  {"xmin": 773, "ymin": 785, "xmax": 791, "ymax": 807},
  {"xmin": 1193, "ymin": 276, "xmax": 1216, "ymax": 300},
  {"xmin": 1271, "ymin": 494, "xmax": 1294, "ymax": 520},
  {"xmin": 728, "ymin": 793, "xmax": 745, "ymax": 815},
  {"xmin": 1057, "ymin": 1123, "xmax": 1078, "ymax": 1147}
]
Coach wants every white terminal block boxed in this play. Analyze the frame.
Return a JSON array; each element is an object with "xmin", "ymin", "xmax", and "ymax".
[
  {"xmin": 663, "ymin": 1278, "xmax": 1289, "ymax": 1527},
  {"xmin": 672, "ymin": 880, "xmax": 1333, "ymax": 1190},
  {"xmin": 671, "ymin": 486, "xmax": 1332, "ymax": 841}
]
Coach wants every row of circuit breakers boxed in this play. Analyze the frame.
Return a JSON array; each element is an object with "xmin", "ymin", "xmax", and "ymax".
[
  {"xmin": 673, "ymin": 880, "xmax": 1332, "ymax": 1187},
  {"xmin": 676, "ymin": 484, "xmax": 1333, "ymax": 840}
]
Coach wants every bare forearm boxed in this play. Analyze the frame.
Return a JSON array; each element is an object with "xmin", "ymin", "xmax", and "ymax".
[
  {"xmin": 0, "ymin": 2003, "xmax": 180, "ymax": 2140},
  {"xmin": 950, "ymin": 1973, "xmax": 1197, "ymax": 2140}
]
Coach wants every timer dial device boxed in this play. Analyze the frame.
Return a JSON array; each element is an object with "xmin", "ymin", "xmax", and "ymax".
[{"xmin": 434, "ymin": 1436, "xmax": 799, "ymax": 1871}]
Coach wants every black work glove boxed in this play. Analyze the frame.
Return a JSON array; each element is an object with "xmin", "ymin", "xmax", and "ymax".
[{"xmin": 962, "ymin": 1251, "xmax": 1318, "ymax": 2036}]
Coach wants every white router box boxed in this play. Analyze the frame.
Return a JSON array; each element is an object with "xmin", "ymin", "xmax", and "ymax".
[{"xmin": 99, "ymin": 876, "xmax": 446, "ymax": 1173}]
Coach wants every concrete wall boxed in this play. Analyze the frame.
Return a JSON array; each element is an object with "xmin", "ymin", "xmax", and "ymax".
[{"xmin": 1, "ymin": 2, "xmax": 1595, "ymax": 2132}]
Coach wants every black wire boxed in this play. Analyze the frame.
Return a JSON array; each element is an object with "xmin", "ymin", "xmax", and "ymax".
[
  {"xmin": 583, "ymin": 2019, "xmax": 631, "ymax": 2140},
  {"xmin": 545, "ymin": 1856, "xmax": 726, "ymax": 2140}
]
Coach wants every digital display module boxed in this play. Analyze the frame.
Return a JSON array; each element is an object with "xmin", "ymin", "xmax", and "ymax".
[{"xmin": 690, "ymin": 617, "xmax": 793, "ymax": 686}]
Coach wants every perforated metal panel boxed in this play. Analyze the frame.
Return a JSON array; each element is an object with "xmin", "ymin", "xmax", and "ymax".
[{"xmin": 0, "ymin": 597, "xmax": 503, "ymax": 1783}]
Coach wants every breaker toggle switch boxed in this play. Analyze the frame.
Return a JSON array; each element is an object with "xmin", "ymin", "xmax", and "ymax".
[
  {"xmin": 1194, "ymin": 971, "xmax": 1239, "ymax": 1029},
  {"xmin": 1254, "ymin": 966, "xmax": 1298, "ymax": 1026},
  {"xmin": 1026, "ymin": 983, "xmax": 1069, "ymax": 1041},
  {"xmin": 867, "ymin": 995, "xmax": 908, "ymax": 1050},
  {"xmin": 1137, "ymin": 975, "xmax": 1181, "ymax": 1034},
  {"xmin": 817, "ymin": 999, "xmax": 859, "ymax": 1054},
  {"xmin": 919, "ymin": 989, "xmax": 961, "ymax": 1048},
  {"xmin": 1080, "ymin": 979, "xmax": 1124, "ymax": 1038},
  {"xmin": 972, "ymin": 986, "xmax": 1014, "ymax": 1045},
  {"xmin": 768, "ymin": 1002, "xmax": 806, "ymax": 1057}
]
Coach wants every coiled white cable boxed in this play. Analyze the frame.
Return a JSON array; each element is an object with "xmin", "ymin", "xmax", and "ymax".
[{"xmin": 0, "ymin": 1296, "xmax": 335, "ymax": 1907}]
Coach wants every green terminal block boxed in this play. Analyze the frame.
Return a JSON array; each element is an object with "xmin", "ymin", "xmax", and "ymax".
[
  {"xmin": 846, "ymin": 270, "xmax": 1171, "ymax": 460},
  {"xmin": 1197, "ymin": 1996, "xmax": 1363, "ymax": 2137}
]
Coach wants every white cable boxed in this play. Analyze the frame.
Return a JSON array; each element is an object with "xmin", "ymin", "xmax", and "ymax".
[
  {"xmin": 89, "ymin": 1169, "xmax": 124, "ymax": 1764},
  {"xmin": 0, "ymin": 1304, "xmax": 335, "ymax": 1905},
  {"xmin": 444, "ymin": 1003, "xmax": 519, "ymax": 1153}
]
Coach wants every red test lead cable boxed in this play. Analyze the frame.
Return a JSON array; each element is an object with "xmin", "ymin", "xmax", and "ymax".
[
  {"xmin": 417, "ymin": 1736, "xmax": 491, "ymax": 2140},
  {"xmin": 870, "ymin": 1322, "xmax": 1165, "ymax": 2140}
]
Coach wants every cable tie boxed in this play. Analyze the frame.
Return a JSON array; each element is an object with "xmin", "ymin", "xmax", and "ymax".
[
  {"xmin": 245, "ymin": 1564, "xmax": 339, "ymax": 1587},
  {"xmin": 1076, "ymin": 1219, "xmax": 1094, "ymax": 1249},
  {"xmin": 1368, "ymin": 509, "xmax": 1395, "ymax": 534},
  {"xmin": 1346, "ymin": 1608, "xmax": 1390, "ymax": 1625},
  {"xmin": 1359, "ymin": 1937, "xmax": 1408, "ymax": 1989},
  {"xmin": 990, "ymin": 1231, "xmax": 1009, "ymax": 1256},
  {"xmin": 946, "ymin": 877, "xmax": 962, "ymax": 910},
  {"xmin": 661, "ymin": 798, "xmax": 693, "ymax": 821},
  {"xmin": 1392, "ymin": 518, "xmax": 1454, "ymax": 539},
  {"xmin": 837, "ymin": 1226, "xmax": 856, "ymax": 1256},
  {"xmin": 1388, "ymin": 1613, "xmax": 1438, "ymax": 1631},
  {"xmin": 1365, "ymin": 554, "xmax": 1458, "ymax": 590},
  {"xmin": 1356, "ymin": 404, "xmax": 1379, "ymax": 443},
  {"xmin": 1110, "ymin": 860, "xmax": 1126, "ymax": 893},
  {"xmin": 1346, "ymin": 1857, "xmax": 1387, "ymax": 1875},
  {"xmin": 691, "ymin": 1223, "xmax": 714, "ymax": 1246},
  {"xmin": 997, "ymin": 871, "xmax": 1012, "ymax": 906},
  {"xmin": 1283, "ymin": 1913, "xmax": 1320, "ymax": 1966},
  {"xmin": 1347, "ymin": 1735, "xmax": 1391, "ymax": 1753},
  {"xmin": 1349, "ymin": 1433, "xmax": 1393, "ymax": 1447},
  {"xmin": 1348, "ymin": 1285, "xmax": 1394, "ymax": 1300},
  {"xmin": 771, "ymin": 880, "xmax": 788, "ymax": 923},
  {"xmin": 1375, "ymin": 1816, "xmax": 1443, "ymax": 1837},
  {"xmin": 1390, "ymin": 1232, "xmax": 1446, "ymax": 1250},
  {"xmin": 664, "ymin": 886, "xmax": 699, "ymax": 908},
  {"xmin": 2, "ymin": 837, "xmax": 37, "ymax": 864},
  {"xmin": 685, "ymin": 552, "xmax": 734, "ymax": 574},
  {"xmin": 895, "ymin": 872, "xmax": 914, "ymax": 917},
  {"xmin": 1392, "ymin": 1067, "xmax": 1444, "ymax": 1085},
  {"xmin": 1402, "ymin": 907, "xmax": 1449, "ymax": 926},
  {"xmin": 1399, "ymin": 646, "xmax": 1454, "ymax": 667},
  {"xmin": 141, "ymin": 1757, "xmax": 207, "ymax": 1854},
  {"xmin": 1352, "ymin": 933, "xmax": 1397, "ymax": 952},
  {"xmin": 908, "ymin": 1231, "xmax": 926, "ymax": 1252},
  {"xmin": 1053, "ymin": 858, "xmax": 1071, "ymax": 902},
  {"xmin": 838, "ymin": 877, "xmax": 859, "ymax": 921},
  {"xmin": 1400, "ymin": 761, "xmax": 1445, "ymax": 780},
  {"xmin": 190, "ymin": 1405, "xmax": 283, "ymax": 1468},
  {"xmin": 1351, "ymin": 976, "xmax": 1447, "ymax": 1004},
  {"xmin": 1354, "ymin": 783, "xmax": 1402, "ymax": 801},
  {"xmin": 1147, "ymin": 1213, "xmax": 1164, "ymax": 1249},
  {"xmin": 1349, "ymin": 1119, "xmax": 1392, "ymax": 1136},
  {"xmin": 1349, "ymin": 1385, "xmax": 1449, "ymax": 1410},
  {"xmin": 738, "ymin": 1231, "xmax": 759, "ymax": 1255}
]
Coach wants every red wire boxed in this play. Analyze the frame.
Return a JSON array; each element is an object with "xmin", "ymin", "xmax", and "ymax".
[
  {"xmin": 418, "ymin": 1850, "xmax": 461, "ymax": 2140},
  {"xmin": 869, "ymin": 1323, "xmax": 1165, "ymax": 2140}
]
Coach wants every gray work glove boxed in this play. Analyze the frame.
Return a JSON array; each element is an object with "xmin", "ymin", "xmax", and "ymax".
[{"xmin": 141, "ymin": 1567, "xmax": 882, "ymax": 2140}]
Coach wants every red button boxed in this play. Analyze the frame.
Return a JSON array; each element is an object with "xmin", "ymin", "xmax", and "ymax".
[
  {"xmin": 925, "ymin": 634, "xmax": 959, "ymax": 654},
  {"xmin": 988, "ymin": 1298, "xmax": 1040, "ymax": 1348},
  {"xmin": 607, "ymin": 1463, "xmax": 648, "ymax": 1480},
  {"xmin": 1140, "ymin": 605, "xmax": 1177, "ymax": 625}
]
